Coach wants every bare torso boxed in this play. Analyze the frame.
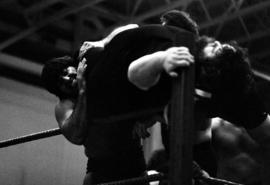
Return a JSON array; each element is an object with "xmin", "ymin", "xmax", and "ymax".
[{"xmin": 212, "ymin": 118, "xmax": 262, "ymax": 185}]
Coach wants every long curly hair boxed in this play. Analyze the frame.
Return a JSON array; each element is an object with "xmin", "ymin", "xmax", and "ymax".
[{"xmin": 195, "ymin": 36, "xmax": 254, "ymax": 96}]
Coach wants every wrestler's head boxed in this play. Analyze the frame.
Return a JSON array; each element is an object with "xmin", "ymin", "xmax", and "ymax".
[
  {"xmin": 160, "ymin": 10, "xmax": 199, "ymax": 36},
  {"xmin": 41, "ymin": 56, "xmax": 78, "ymax": 99},
  {"xmin": 195, "ymin": 36, "xmax": 254, "ymax": 95}
]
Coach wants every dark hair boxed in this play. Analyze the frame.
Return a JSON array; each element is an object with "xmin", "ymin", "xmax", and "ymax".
[
  {"xmin": 41, "ymin": 56, "xmax": 75, "ymax": 98},
  {"xmin": 195, "ymin": 36, "xmax": 254, "ymax": 96},
  {"xmin": 195, "ymin": 36, "xmax": 216, "ymax": 59},
  {"xmin": 161, "ymin": 10, "xmax": 199, "ymax": 36}
]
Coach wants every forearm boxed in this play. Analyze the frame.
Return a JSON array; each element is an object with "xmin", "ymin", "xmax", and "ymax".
[
  {"xmin": 61, "ymin": 92, "xmax": 87, "ymax": 145},
  {"xmin": 128, "ymin": 47, "xmax": 193, "ymax": 90},
  {"xmin": 128, "ymin": 51, "xmax": 164, "ymax": 90}
]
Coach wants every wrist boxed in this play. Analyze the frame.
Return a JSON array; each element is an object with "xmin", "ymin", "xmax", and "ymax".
[{"xmin": 152, "ymin": 51, "xmax": 166, "ymax": 72}]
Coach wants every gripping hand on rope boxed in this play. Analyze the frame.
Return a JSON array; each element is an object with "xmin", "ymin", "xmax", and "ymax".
[
  {"xmin": 161, "ymin": 47, "xmax": 194, "ymax": 78},
  {"xmin": 128, "ymin": 46, "xmax": 194, "ymax": 90}
]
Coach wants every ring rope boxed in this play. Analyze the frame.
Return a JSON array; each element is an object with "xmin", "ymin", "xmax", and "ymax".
[
  {"xmin": 193, "ymin": 161, "xmax": 243, "ymax": 185},
  {"xmin": 199, "ymin": 176, "xmax": 244, "ymax": 185},
  {"xmin": 97, "ymin": 173, "xmax": 165, "ymax": 185},
  {"xmin": 0, "ymin": 129, "xmax": 244, "ymax": 184},
  {"xmin": 0, "ymin": 107, "xmax": 165, "ymax": 148},
  {"xmin": 0, "ymin": 128, "xmax": 61, "ymax": 148},
  {"xmin": 94, "ymin": 172, "xmax": 243, "ymax": 185}
]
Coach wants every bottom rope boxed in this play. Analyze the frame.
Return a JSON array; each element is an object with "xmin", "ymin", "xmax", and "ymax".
[
  {"xmin": 97, "ymin": 173, "xmax": 165, "ymax": 185},
  {"xmin": 199, "ymin": 176, "xmax": 244, "ymax": 185},
  {"xmin": 95, "ymin": 173, "xmax": 243, "ymax": 185}
]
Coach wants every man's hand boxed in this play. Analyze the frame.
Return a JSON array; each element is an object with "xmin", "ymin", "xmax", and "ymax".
[
  {"xmin": 128, "ymin": 46, "xmax": 194, "ymax": 90},
  {"xmin": 79, "ymin": 41, "xmax": 103, "ymax": 59},
  {"xmin": 133, "ymin": 122, "xmax": 151, "ymax": 139},
  {"xmin": 132, "ymin": 114, "xmax": 166, "ymax": 139},
  {"xmin": 77, "ymin": 58, "xmax": 87, "ymax": 94},
  {"xmin": 161, "ymin": 47, "xmax": 194, "ymax": 77}
]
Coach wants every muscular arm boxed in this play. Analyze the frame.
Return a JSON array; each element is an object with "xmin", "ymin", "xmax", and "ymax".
[
  {"xmin": 55, "ymin": 91, "xmax": 87, "ymax": 145},
  {"xmin": 128, "ymin": 51, "xmax": 164, "ymax": 90},
  {"xmin": 128, "ymin": 47, "xmax": 194, "ymax": 90},
  {"xmin": 55, "ymin": 59, "xmax": 88, "ymax": 145},
  {"xmin": 248, "ymin": 115, "xmax": 270, "ymax": 185}
]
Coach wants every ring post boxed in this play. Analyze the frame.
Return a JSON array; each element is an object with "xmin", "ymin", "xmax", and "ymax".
[{"xmin": 169, "ymin": 64, "xmax": 195, "ymax": 185}]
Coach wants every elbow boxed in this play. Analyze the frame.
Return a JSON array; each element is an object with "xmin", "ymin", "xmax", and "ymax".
[
  {"xmin": 128, "ymin": 53, "xmax": 163, "ymax": 90},
  {"xmin": 68, "ymin": 136, "xmax": 85, "ymax": 145},
  {"xmin": 64, "ymin": 133, "xmax": 85, "ymax": 145},
  {"xmin": 60, "ymin": 125, "xmax": 85, "ymax": 145},
  {"xmin": 127, "ymin": 65, "xmax": 154, "ymax": 91},
  {"xmin": 128, "ymin": 73, "xmax": 150, "ymax": 90}
]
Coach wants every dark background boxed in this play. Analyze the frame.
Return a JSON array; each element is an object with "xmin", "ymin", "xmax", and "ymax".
[{"xmin": 0, "ymin": 0, "xmax": 270, "ymax": 110}]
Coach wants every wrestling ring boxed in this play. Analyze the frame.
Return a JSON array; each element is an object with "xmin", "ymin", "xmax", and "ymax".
[{"xmin": 0, "ymin": 67, "xmax": 243, "ymax": 185}]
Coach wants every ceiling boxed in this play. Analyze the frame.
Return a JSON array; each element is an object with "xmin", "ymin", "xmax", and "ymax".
[{"xmin": 0, "ymin": 0, "xmax": 270, "ymax": 89}]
